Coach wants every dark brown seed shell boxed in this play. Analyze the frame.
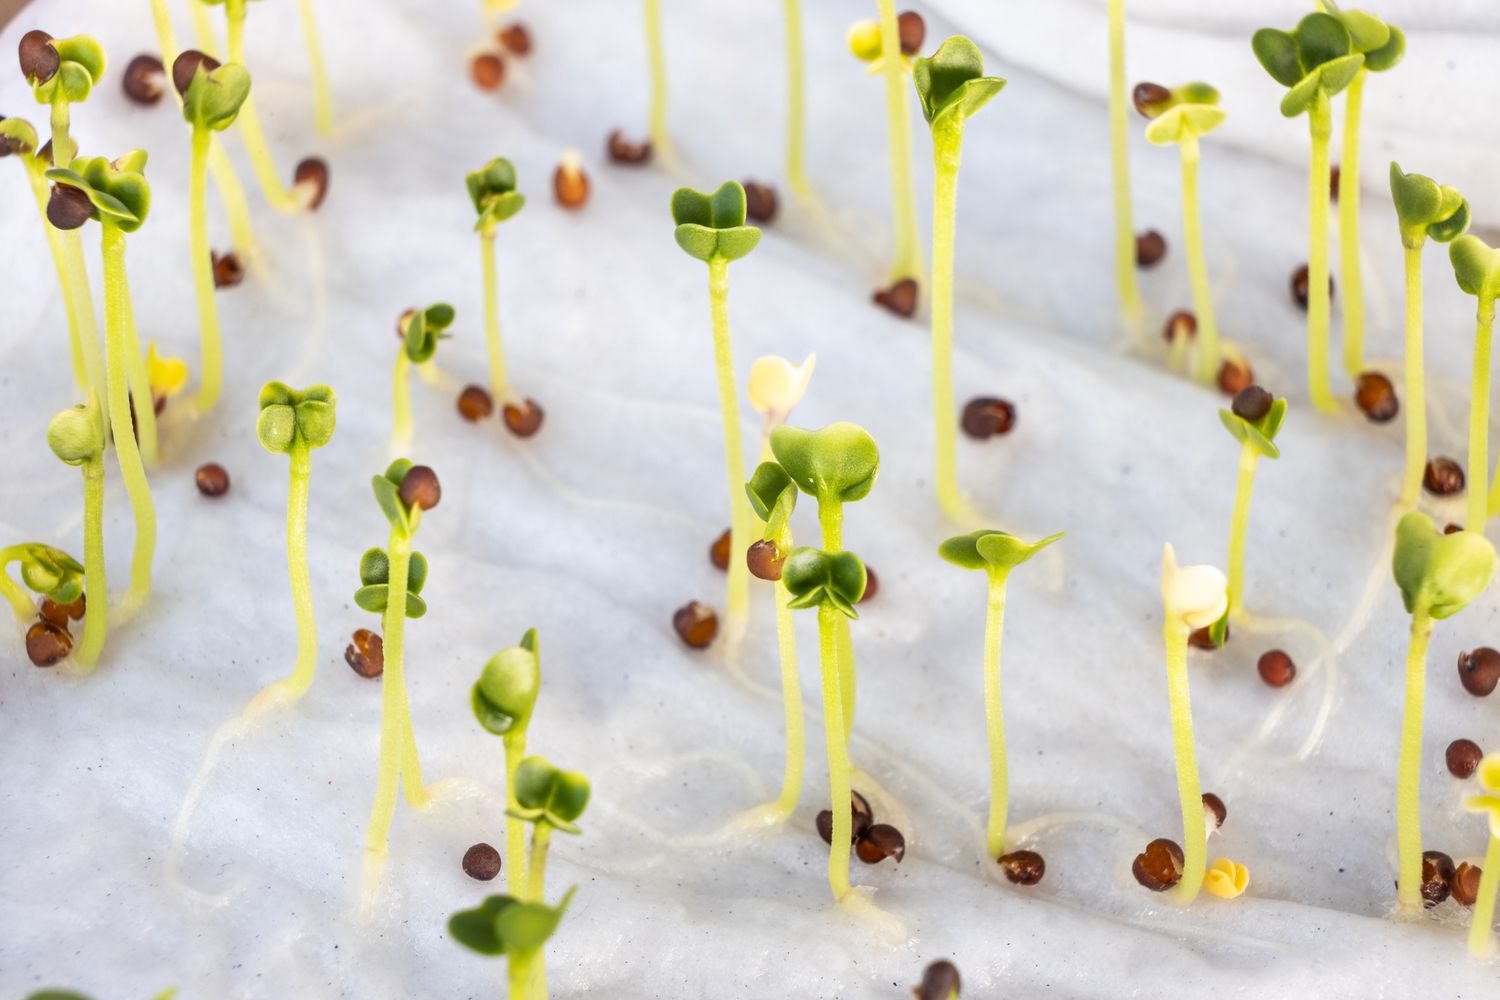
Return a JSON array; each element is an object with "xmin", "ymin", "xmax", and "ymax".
[
  {"xmin": 606, "ymin": 129, "xmax": 652, "ymax": 164},
  {"xmin": 295, "ymin": 158, "xmax": 331, "ymax": 211},
  {"xmin": 672, "ymin": 601, "xmax": 717, "ymax": 648},
  {"xmin": 462, "ymin": 842, "xmax": 502, "ymax": 881},
  {"xmin": 709, "ymin": 528, "xmax": 731, "ymax": 571},
  {"xmin": 1132, "ymin": 837, "xmax": 1184, "ymax": 891},
  {"xmin": 502, "ymin": 398, "xmax": 545, "ymax": 438},
  {"xmin": 457, "ymin": 384, "xmax": 495, "ymax": 422},
  {"xmin": 471, "ymin": 51, "xmax": 506, "ymax": 91},
  {"xmin": 1423, "ymin": 458, "xmax": 1465, "ymax": 497},
  {"xmin": 195, "ymin": 462, "xmax": 230, "ymax": 497},
  {"xmin": 26, "ymin": 620, "xmax": 71, "ymax": 667},
  {"xmin": 1354, "ymin": 371, "xmax": 1398, "ymax": 423},
  {"xmin": 896, "ymin": 11, "xmax": 925, "ymax": 55},
  {"xmin": 171, "ymin": 49, "xmax": 220, "ymax": 96},
  {"xmin": 873, "ymin": 277, "xmax": 919, "ymax": 318},
  {"xmin": 399, "ymin": 465, "xmax": 442, "ymax": 510},
  {"xmin": 1453, "ymin": 862, "xmax": 1484, "ymax": 907},
  {"xmin": 1231, "ymin": 385, "xmax": 1272, "ymax": 422},
  {"xmin": 960, "ymin": 396, "xmax": 1015, "ymax": 440},
  {"xmin": 742, "ymin": 180, "xmax": 778, "ymax": 224},
  {"xmin": 1201, "ymin": 792, "xmax": 1227, "ymax": 830},
  {"xmin": 1446, "ymin": 738, "xmax": 1483, "ymax": 779},
  {"xmin": 998, "ymin": 849, "xmax": 1046, "ymax": 885},
  {"xmin": 19, "ymin": 30, "xmax": 58, "ymax": 85},
  {"xmin": 1257, "ymin": 649, "xmax": 1296, "ymax": 687},
  {"xmin": 47, "ymin": 183, "xmax": 93, "ymax": 230},
  {"xmin": 915, "ymin": 961, "xmax": 961, "ymax": 1000},
  {"xmin": 123, "ymin": 54, "xmax": 166, "ymax": 105},
  {"xmin": 1422, "ymin": 850, "xmax": 1456, "ymax": 907},
  {"xmin": 1135, "ymin": 229, "xmax": 1166, "ymax": 267},
  {"xmin": 1459, "ymin": 648, "xmax": 1500, "ymax": 697},
  {"xmin": 1132, "ymin": 81, "xmax": 1172, "ymax": 118},
  {"xmin": 345, "ymin": 629, "xmax": 384, "ymax": 678},
  {"xmin": 856, "ymin": 823, "xmax": 905, "ymax": 864},
  {"xmin": 498, "ymin": 23, "xmax": 533, "ymax": 56},
  {"xmin": 746, "ymin": 539, "xmax": 785, "ymax": 581}
]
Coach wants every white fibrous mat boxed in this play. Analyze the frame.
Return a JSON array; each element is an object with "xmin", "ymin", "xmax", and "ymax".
[{"xmin": 4, "ymin": 0, "xmax": 1500, "ymax": 996}]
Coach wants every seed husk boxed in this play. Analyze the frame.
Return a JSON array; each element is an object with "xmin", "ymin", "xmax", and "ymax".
[
  {"xmin": 1422, "ymin": 850, "xmax": 1456, "ymax": 907},
  {"xmin": 607, "ymin": 129, "xmax": 652, "ymax": 165},
  {"xmin": 171, "ymin": 49, "xmax": 220, "ymax": 96},
  {"xmin": 1231, "ymin": 385, "xmax": 1272, "ymax": 422},
  {"xmin": 18, "ymin": 30, "xmax": 58, "ymax": 85},
  {"xmin": 294, "ymin": 158, "xmax": 330, "ymax": 211},
  {"xmin": 1423, "ymin": 457, "xmax": 1465, "ymax": 497},
  {"xmin": 1257, "ymin": 648, "xmax": 1296, "ymax": 687},
  {"xmin": 1132, "ymin": 81, "xmax": 1172, "ymax": 118},
  {"xmin": 471, "ymin": 51, "xmax": 506, "ymax": 91},
  {"xmin": 1329, "ymin": 164, "xmax": 1341, "ymax": 202},
  {"xmin": 746, "ymin": 539, "xmax": 784, "ymax": 581},
  {"xmin": 457, "ymin": 384, "xmax": 494, "ymax": 422},
  {"xmin": 873, "ymin": 277, "xmax": 919, "ymax": 318},
  {"xmin": 1188, "ymin": 621, "xmax": 1227, "ymax": 650},
  {"xmin": 1446, "ymin": 738, "xmax": 1483, "ymax": 779},
  {"xmin": 1135, "ymin": 229, "xmax": 1166, "ymax": 267},
  {"xmin": 960, "ymin": 396, "xmax": 1015, "ymax": 440},
  {"xmin": 123, "ymin": 54, "xmax": 166, "ymax": 105},
  {"xmin": 1458, "ymin": 647, "xmax": 1500, "ymax": 697},
  {"xmin": 1452, "ymin": 862, "xmax": 1484, "ymax": 907},
  {"xmin": 195, "ymin": 462, "xmax": 231, "ymax": 497},
  {"xmin": 856, "ymin": 823, "xmax": 905, "ymax": 864},
  {"xmin": 399, "ymin": 465, "xmax": 442, "ymax": 510},
  {"xmin": 210, "ymin": 250, "xmax": 245, "ymax": 288},
  {"xmin": 1353, "ymin": 371, "xmax": 1398, "ymax": 423},
  {"xmin": 26, "ymin": 620, "xmax": 71, "ymax": 667},
  {"xmin": 47, "ymin": 183, "xmax": 93, "ymax": 230},
  {"xmin": 897, "ymin": 11, "xmax": 925, "ymax": 55},
  {"xmin": 462, "ymin": 842, "xmax": 502, "ymax": 881},
  {"xmin": 997, "ymin": 849, "xmax": 1045, "ymax": 885},
  {"xmin": 1291, "ymin": 264, "xmax": 1333, "ymax": 310},
  {"xmin": 1163, "ymin": 310, "xmax": 1196, "ymax": 343},
  {"xmin": 859, "ymin": 566, "xmax": 878, "ymax": 603},
  {"xmin": 742, "ymin": 180, "xmax": 778, "ymax": 224},
  {"xmin": 502, "ymin": 398, "xmax": 545, "ymax": 438},
  {"xmin": 816, "ymin": 792, "xmax": 873, "ymax": 845},
  {"xmin": 345, "ymin": 629, "xmax": 384, "ymax": 678},
  {"xmin": 709, "ymin": 528, "xmax": 731, "ymax": 571},
  {"xmin": 1132, "ymin": 837, "xmax": 1184, "ymax": 891},
  {"xmin": 498, "ymin": 23, "xmax": 532, "ymax": 56},
  {"xmin": 1217, "ymin": 358, "xmax": 1254, "ymax": 397},
  {"xmin": 914, "ymin": 960, "xmax": 961, "ymax": 1000},
  {"xmin": 1201, "ymin": 792, "xmax": 1227, "ymax": 831},
  {"xmin": 39, "ymin": 594, "xmax": 84, "ymax": 628},
  {"xmin": 672, "ymin": 601, "xmax": 717, "ymax": 648},
  {"xmin": 553, "ymin": 151, "xmax": 589, "ymax": 209}
]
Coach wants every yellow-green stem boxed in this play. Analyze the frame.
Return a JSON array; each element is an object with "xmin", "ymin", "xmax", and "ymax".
[
  {"xmin": 708, "ymin": 257, "xmax": 751, "ymax": 621},
  {"xmin": 190, "ymin": 126, "xmax": 224, "ymax": 413},
  {"xmin": 101, "ymin": 222, "xmax": 156, "ymax": 613},
  {"xmin": 817, "ymin": 603, "xmax": 852, "ymax": 901},
  {"xmin": 527, "ymin": 823, "xmax": 552, "ymax": 901},
  {"xmin": 1226, "ymin": 442, "xmax": 1258, "ymax": 620},
  {"xmin": 121, "ymin": 275, "xmax": 158, "ymax": 469},
  {"xmin": 773, "ymin": 570, "xmax": 805, "ymax": 816},
  {"xmin": 1469, "ymin": 296, "xmax": 1495, "ymax": 530},
  {"xmin": 282, "ymin": 443, "xmax": 317, "ymax": 696},
  {"xmin": 74, "ymin": 453, "xmax": 108, "ymax": 668},
  {"xmin": 190, "ymin": 0, "xmax": 220, "ymax": 57},
  {"xmin": 1180, "ymin": 134, "xmax": 1217, "ymax": 384},
  {"xmin": 49, "ymin": 94, "xmax": 73, "ymax": 169},
  {"xmin": 508, "ymin": 949, "xmax": 536, "ymax": 1000},
  {"xmin": 1399, "ymin": 243, "xmax": 1426, "ymax": 507},
  {"xmin": 298, "ymin": 0, "xmax": 334, "ymax": 137},
  {"xmin": 481, "ymin": 232, "xmax": 510, "ymax": 402},
  {"xmin": 57, "ymin": 231, "xmax": 105, "ymax": 427},
  {"xmin": 1339, "ymin": 69, "xmax": 1367, "ymax": 376},
  {"xmin": 1164, "ymin": 620, "xmax": 1205, "ymax": 905},
  {"xmin": 931, "ymin": 123, "xmax": 963, "ymax": 521},
  {"xmin": 398, "ymin": 670, "xmax": 427, "ymax": 807},
  {"xmin": 1469, "ymin": 833, "xmax": 1500, "ymax": 957},
  {"xmin": 1107, "ymin": 0, "xmax": 1143, "ymax": 329},
  {"xmin": 225, "ymin": 0, "xmax": 301, "ymax": 212},
  {"xmin": 816, "ymin": 502, "xmax": 854, "ymax": 745},
  {"xmin": 643, "ymin": 0, "xmax": 669, "ymax": 151},
  {"xmin": 25, "ymin": 160, "xmax": 89, "ymax": 391},
  {"xmin": 1396, "ymin": 610, "xmax": 1433, "ymax": 911},
  {"xmin": 365, "ymin": 526, "xmax": 418, "ymax": 858},
  {"xmin": 782, "ymin": 0, "xmax": 809, "ymax": 197},
  {"xmin": 982, "ymin": 572, "xmax": 1009, "ymax": 860},
  {"xmin": 0, "ymin": 549, "xmax": 35, "ymax": 621},
  {"xmin": 503, "ymin": 731, "xmax": 528, "ymax": 897},
  {"xmin": 1306, "ymin": 99, "xmax": 1336, "ymax": 414},
  {"xmin": 392, "ymin": 352, "xmax": 413, "ymax": 446},
  {"xmin": 876, "ymin": 0, "xmax": 921, "ymax": 281}
]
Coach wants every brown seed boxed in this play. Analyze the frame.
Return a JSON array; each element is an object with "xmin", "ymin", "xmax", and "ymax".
[
  {"xmin": 1422, "ymin": 850, "xmax": 1456, "ymax": 907},
  {"xmin": 915, "ymin": 960, "xmax": 961, "ymax": 1000},
  {"xmin": 471, "ymin": 51, "xmax": 506, "ymax": 91},
  {"xmin": 1163, "ymin": 310, "xmax": 1196, "ymax": 343},
  {"xmin": 462, "ymin": 842, "xmax": 502, "ymax": 881},
  {"xmin": 1257, "ymin": 649, "xmax": 1296, "ymax": 687},
  {"xmin": 1329, "ymin": 164, "xmax": 1341, "ymax": 202},
  {"xmin": 873, "ymin": 277, "xmax": 919, "ymax": 318},
  {"xmin": 1231, "ymin": 385, "xmax": 1272, "ymax": 422},
  {"xmin": 709, "ymin": 528, "xmax": 731, "ymax": 571},
  {"xmin": 47, "ymin": 184, "xmax": 93, "ymax": 230},
  {"xmin": 1354, "ymin": 371, "xmax": 1398, "ymax": 423},
  {"xmin": 851, "ymin": 790, "xmax": 873, "ymax": 823},
  {"xmin": 497, "ymin": 22, "xmax": 532, "ymax": 56},
  {"xmin": 1445, "ymin": 523, "xmax": 1465, "ymax": 535},
  {"xmin": 997, "ymin": 849, "xmax": 1046, "ymax": 885},
  {"xmin": 123, "ymin": 54, "xmax": 166, "ymax": 105},
  {"xmin": 673, "ymin": 601, "xmax": 718, "ymax": 648},
  {"xmin": 1291, "ymin": 264, "xmax": 1333, "ymax": 310},
  {"xmin": 859, "ymin": 566, "xmax": 878, "ymax": 604},
  {"xmin": 399, "ymin": 465, "xmax": 441, "ymax": 510},
  {"xmin": 856, "ymin": 823, "xmax": 906, "ymax": 864},
  {"xmin": 1447, "ymin": 738, "xmax": 1484, "ymax": 779},
  {"xmin": 1452, "ymin": 862, "xmax": 1484, "ymax": 907},
  {"xmin": 1201, "ymin": 792, "xmax": 1227, "ymax": 831},
  {"xmin": 553, "ymin": 152, "xmax": 589, "ymax": 209},
  {"xmin": 1458, "ymin": 648, "xmax": 1500, "ymax": 697},
  {"xmin": 742, "ymin": 180, "xmax": 778, "ymax": 224},
  {"xmin": 816, "ymin": 793, "xmax": 873, "ymax": 845},
  {"xmin": 345, "ymin": 629, "xmax": 384, "ymax": 678},
  {"xmin": 1132, "ymin": 81, "xmax": 1172, "ymax": 119},
  {"xmin": 896, "ymin": 11, "xmax": 925, "ymax": 55},
  {"xmin": 1218, "ymin": 358, "xmax": 1254, "ymax": 397},
  {"xmin": 38, "ymin": 594, "xmax": 84, "ymax": 628},
  {"xmin": 26, "ymin": 620, "xmax": 71, "ymax": 667},
  {"xmin": 210, "ymin": 250, "xmax": 244, "ymax": 288},
  {"xmin": 1188, "ymin": 621, "xmax": 1226, "ymax": 650},
  {"xmin": 746, "ymin": 539, "xmax": 785, "ymax": 581},
  {"xmin": 18, "ymin": 30, "xmax": 58, "ymax": 85},
  {"xmin": 960, "ymin": 396, "xmax": 1015, "ymax": 440},
  {"xmin": 195, "ymin": 462, "xmax": 230, "ymax": 497},
  {"xmin": 1135, "ymin": 229, "xmax": 1166, "ymax": 268},
  {"xmin": 606, "ymin": 129, "xmax": 652, "ymax": 165},
  {"xmin": 294, "ymin": 158, "xmax": 330, "ymax": 211},
  {"xmin": 1423, "ymin": 457, "xmax": 1465, "ymax": 497},
  {"xmin": 502, "ymin": 398, "xmax": 545, "ymax": 438},
  {"xmin": 1132, "ymin": 837, "xmax": 1185, "ymax": 891},
  {"xmin": 171, "ymin": 49, "xmax": 220, "ymax": 96},
  {"xmin": 457, "ymin": 384, "xmax": 495, "ymax": 422}
]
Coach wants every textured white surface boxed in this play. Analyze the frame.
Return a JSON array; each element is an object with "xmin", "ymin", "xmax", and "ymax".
[{"xmin": 3, "ymin": 0, "xmax": 1500, "ymax": 997}]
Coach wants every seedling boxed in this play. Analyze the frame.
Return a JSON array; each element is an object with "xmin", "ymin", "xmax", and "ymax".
[
  {"xmin": 1251, "ymin": 13, "xmax": 1364, "ymax": 412},
  {"xmin": 671, "ymin": 181, "xmax": 762, "ymax": 624},
  {"xmin": 1448, "ymin": 235, "xmax": 1500, "ymax": 525},
  {"xmin": 1218, "ymin": 389, "xmax": 1288, "ymax": 621},
  {"xmin": 391, "ymin": 303, "xmax": 455, "ymax": 450},
  {"xmin": 850, "ymin": 3, "xmax": 922, "ymax": 285},
  {"xmin": 782, "ymin": 0, "xmax": 809, "ymax": 196},
  {"xmin": 1108, "ymin": 0, "xmax": 1144, "ymax": 329},
  {"xmin": 1389, "ymin": 163, "xmax": 1469, "ymax": 506},
  {"xmin": 44, "ymin": 398, "xmax": 106, "ymax": 667},
  {"xmin": 45, "ymin": 151, "xmax": 157, "ymax": 615},
  {"xmin": 1139, "ymin": 82, "xmax": 1225, "ymax": 384},
  {"xmin": 1462, "ymin": 753, "xmax": 1500, "ymax": 956},
  {"xmin": 450, "ymin": 886, "xmax": 577, "ymax": 999},
  {"xmin": 913, "ymin": 36, "xmax": 1005, "ymax": 521},
  {"xmin": 1390, "ymin": 513, "xmax": 1495, "ymax": 911},
  {"xmin": 471, "ymin": 629, "xmax": 541, "ymax": 896},
  {"xmin": 173, "ymin": 50, "xmax": 250, "ymax": 413},
  {"xmin": 358, "ymin": 459, "xmax": 441, "ymax": 885},
  {"xmin": 1315, "ymin": 2, "xmax": 1404, "ymax": 375},
  {"xmin": 0, "ymin": 543, "xmax": 84, "ymax": 625},
  {"xmin": 938, "ymin": 529, "xmax": 1063, "ymax": 860},
  {"xmin": 782, "ymin": 545, "xmax": 869, "ymax": 901},
  {"xmin": 1157, "ymin": 544, "xmax": 1229, "ymax": 904},
  {"xmin": 467, "ymin": 160, "xmax": 529, "ymax": 415}
]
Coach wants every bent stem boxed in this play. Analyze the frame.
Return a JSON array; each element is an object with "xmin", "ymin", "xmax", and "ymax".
[
  {"xmin": 931, "ymin": 121, "xmax": 964, "ymax": 521},
  {"xmin": 877, "ymin": 0, "xmax": 921, "ymax": 281},
  {"xmin": 1469, "ymin": 296, "xmax": 1495, "ymax": 529},
  {"xmin": 1340, "ymin": 69, "xmax": 1367, "ymax": 376},
  {"xmin": 816, "ymin": 502, "xmax": 855, "ymax": 745},
  {"xmin": 1108, "ymin": 0, "xmax": 1143, "ymax": 332},
  {"xmin": 1396, "ymin": 609, "xmax": 1432, "ymax": 911},
  {"xmin": 1164, "ymin": 620, "xmax": 1205, "ymax": 905},
  {"xmin": 644, "ymin": 0, "xmax": 669, "ymax": 154},
  {"xmin": 1180, "ymin": 134, "xmax": 1217, "ymax": 384},
  {"xmin": 225, "ymin": 0, "xmax": 301, "ymax": 212},
  {"xmin": 74, "ymin": 453, "xmax": 107, "ymax": 668},
  {"xmin": 773, "ymin": 570, "xmax": 805, "ymax": 816},
  {"xmin": 782, "ymin": 0, "xmax": 809, "ymax": 197},
  {"xmin": 708, "ymin": 257, "xmax": 751, "ymax": 622},
  {"xmin": 817, "ymin": 603, "xmax": 852, "ymax": 902},
  {"xmin": 503, "ymin": 731, "xmax": 528, "ymax": 897},
  {"xmin": 190, "ymin": 127, "xmax": 224, "ymax": 412},
  {"xmin": 982, "ymin": 572, "xmax": 1010, "ymax": 860},
  {"xmin": 481, "ymin": 232, "xmax": 510, "ymax": 402},
  {"xmin": 1400, "ymin": 244, "xmax": 1426, "ymax": 507},
  {"xmin": 1469, "ymin": 833, "xmax": 1500, "ymax": 956},
  {"xmin": 1226, "ymin": 441, "xmax": 1259, "ymax": 620},
  {"xmin": 0, "ymin": 548, "xmax": 34, "ymax": 621},
  {"xmin": 1306, "ymin": 96, "xmax": 1336, "ymax": 414},
  {"xmin": 298, "ymin": 0, "xmax": 334, "ymax": 137}
]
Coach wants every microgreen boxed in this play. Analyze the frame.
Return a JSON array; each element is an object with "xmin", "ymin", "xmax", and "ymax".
[
  {"xmin": 851, "ymin": 1, "xmax": 922, "ymax": 285},
  {"xmin": 1462, "ymin": 753, "xmax": 1500, "ymax": 956},
  {"xmin": 1447, "ymin": 234, "xmax": 1500, "ymax": 527},
  {"xmin": 1389, "ymin": 163, "xmax": 1470, "ymax": 506},
  {"xmin": 1156, "ymin": 544, "xmax": 1229, "ymax": 904},
  {"xmin": 1108, "ymin": 0, "xmax": 1144, "ymax": 333},
  {"xmin": 0, "ymin": 541, "xmax": 85, "ymax": 622},
  {"xmin": 391, "ymin": 303, "xmax": 456, "ymax": 449},
  {"xmin": 471, "ymin": 629, "xmax": 542, "ymax": 896},
  {"xmin": 45, "ymin": 152, "xmax": 157, "ymax": 616},
  {"xmin": 450, "ymin": 886, "xmax": 577, "ymax": 998},
  {"xmin": 21, "ymin": 31, "xmax": 105, "ymax": 168},
  {"xmin": 939, "ymin": 529, "xmax": 1063, "ymax": 860},
  {"xmin": 1140, "ymin": 82, "xmax": 1225, "ymax": 384},
  {"xmin": 467, "ymin": 158, "xmax": 528, "ymax": 411},
  {"xmin": 1315, "ymin": 1, "xmax": 1404, "ymax": 375},
  {"xmin": 671, "ymin": 182, "xmax": 763, "ymax": 626},
  {"xmin": 1218, "ymin": 393, "xmax": 1288, "ymax": 621},
  {"xmin": 1390, "ymin": 512, "xmax": 1496, "ymax": 911},
  {"xmin": 1251, "ymin": 13, "xmax": 1364, "ymax": 412},
  {"xmin": 913, "ymin": 36, "xmax": 1005, "ymax": 521},
  {"xmin": 43, "ymin": 396, "xmax": 107, "ymax": 667}
]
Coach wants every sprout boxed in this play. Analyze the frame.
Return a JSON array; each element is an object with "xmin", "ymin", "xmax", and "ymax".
[
  {"xmin": 450, "ymin": 886, "xmax": 577, "ymax": 998},
  {"xmin": 1448, "ymin": 234, "xmax": 1500, "ymax": 527},
  {"xmin": 1390, "ymin": 512, "xmax": 1495, "ymax": 911},
  {"xmin": 43, "ymin": 396, "xmax": 106, "ymax": 668},
  {"xmin": 938, "ymin": 529, "xmax": 1063, "ymax": 861},
  {"xmin": 1389, "ymin": 163, "xmax": 1470, "ymax": 507},
  {"xmin": 1156, "ymin": 544, "xmax": 1229, "ymax": 904},
  {"xmin": 1218, "ymin": 390, "xmax": 1288, "ymax": 622},
  {"xmin": 1108, "ymin": 0, "xmax": 1144, "ymax": 334},
  {"xmin": 391, "ymin": 303, "xmax": 455, "ymax": 450},
  {"xmin": 21, "ymin": 32, "xmax": 105, "ymax": 168},
  {"xmin": 1462, "ymin": 753, "xmax": 1500, "ymax": 956},
  {"xmin": 1251, "ymin": 13, "xmax": 1364, "ymax": 413},
  {"xmin": 1141, "ymin": 82, "xmax": 1225, "ymax": 384},
  {"xmin": 44, "ymin": 152, "xmax": 157, "ymax": 616},
  {"xmin": 853, "ymin": 2, "xmax": 923, "ymax": 290},
  {"xmin": 913, "ymin": 36, "xmax": 1005, "ymax": 521},
  {"xmin": 471, "ymin": 629, "xmax": 542, "ymax": 896},
  {"xmin": 467, "ymin": 158, "xmax": 535, "ymax": 425},
  {"xmin": 0, "ymin": 542, "xmax": 85, "ymax": 624}
]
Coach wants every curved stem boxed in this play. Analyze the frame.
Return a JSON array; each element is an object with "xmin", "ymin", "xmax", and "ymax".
[
  {"xmin": 297, "ymin": 0, "xmax": 334, "ymax": 137},
  {"xmin": 392, "ymin": 352, "xmax": 413, "ymax": 447},
  {"xmin": 1396, "ymin": 609, "xmax": 1433, "ymax": 911},
  {"xmin": 982, "ymin": 572, "xmax": 1009, "ymax": 860},
  {"xmin": 1164, "ymin": 620, "xmax": 1205, "ymax": 905},
  {"xmin": 190, "ymin": 126, "xmax": 223, "ymax": 413},
  {"xmin": 643, "ymin": 0, "xmax": 669, "ymax": 151},
  {"xmin": 876, "ymin": 0, "xmax": 921, "ymax": 281},
  {"xmin": 708, "ymin": 257, "xmax": 751, "ymax": 621},
  {"xmin": 1180, "ymin": 134, "xmax": 1217, "ymax": 384},
  {"xmin": 773, "ymin": 570, "xmax": 805, "ymax": 816},
  {"xmin": 1400, "ymin": 244, "xmax": 1426, "ymax": 507},
  {"xmin": 74, "ymin": 454, "xmax": 108, "ymax": 668},
  {"xmin": 1306, "ymin": 99, "xmax": 1336, "ymax": 414},
  {"xmin": 225, "ymin": 0, "xmax": 301, "ymax": 213},
  {"xmin": 1468, "ymin": 833, "xmax": 1500, "ymax": 957},
  {"xmin": 816, "ymin": 501, "xmax": 854, "ymax": 745},
  {"xmin": 0, "ymin": 549, "xmax": 35, "ymax": 621},
  {"xmin": 817, "ymin": 603, "xmax": 852, "ymax": 901},
  {"xmin": 1108, "ymin": 0, "xmax": 1143, "ymax": 330},
  {"xmin": 25, "ymin": 160, "xmax": 87, "ymax": 391},
  {"xmin": 283, "ymin": 443, "xmax": 317, "ymax": 696},
  {"xmin": 503, "ymin": 731, "xmax": 528, "ymax": 896},
  {"xmin": 1226, "ymin": 442, "xmax": 1258, "ymax": 620},
  {"xmin": 931, "ymin": 123, "xmax": 963, "ymax": 521},
  {"xmin": 481, "ymin": 232, "xmax": 510, "ymax": 402},
  {"xmin": 1340, "ymin": 69, "xmax": 1367, "ymax": 376},
  {"xmin": 365, "ymin": 528, "xmax": 412, "ymax": 860},
  {"xmin": 1469, "ymin": 296, "xmax": 1495, "ymax": 530},
  {"xmin": 782, "ymin": 0, "xmax": 809, "ymax": 197},
  {"xmin": 526, "ymin": 823, "xmax": 552, "ymax": 901}
]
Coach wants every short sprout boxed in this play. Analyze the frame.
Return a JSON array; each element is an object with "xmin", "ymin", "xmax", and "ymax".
[
  {"xmin": 1315, "ymin": 1, "xmax": 1405, "ymax": 71},
  {"xmin": 173, "ymin": 51, "xmax": 250, "ymax": 132},
  {"xmin": 449, "ymin": 886, "xmax": 577, "ymax": 958},
  {"xmin": 471, "ymin": 630, "xmax": 541, "ymax": 736},
  {"xmin": 1251, "ymin": 13, "xmax": 1364, "ymax": 118},
  {"xmin": 1389, "ymin": 162, "xmax": 1470, "ymax": 249},
  {"xmin": 747, "ymin": 353, "xmax": 816, "ymax": 426},
  {"xmin": 1161, "ymin": 544, "xmax": 1228, "ymax": 630},
  {"xmin": 12, "ymin": 543, "xmax": 85, "ymax": 605},
  {"xmin": 1449, "ymin": 234, "xmax": 1500, "ymax": 299},
  {"xmin": 670, "ymin": 181, "xmax": 761, "ymax": 263},
  {"xmin": 1218, "ymin": 394, "xmax": 1288, "ymax": 460},
  {"xmin": 1140, "ymin": 83, "xmax": 1225, "ymax": 146},
  {"xmin": 401, "ymin": 302, "xmax": 455, "ymax": 363},
  {"xmin": 255, "ymin": 382, "xmax": 336, "ymax": 454},
  {"xmin": 912, "ymin": 36, "xmax": 1005, "ymax": 129},
  {"xmin": 467, "ymin": 157, "xmax": 526, "ymax": 232},
  {"xmin": 937, "ymin": 529, "xmax": 1064, "ymax": 576},
  {"xmin": 22, "ymin": 32, "xmax": 105, "ymax": 103},
  {"xmin": 746, "ymin": 461, "xmax": 798, "ymax": 540},
  {"xmin": 44, "ymin": 152, "xmax": 152, "ymax": 232},
  {"xmin": 782, "ymin": 547, "xmax": 867, "ymax": 617}
]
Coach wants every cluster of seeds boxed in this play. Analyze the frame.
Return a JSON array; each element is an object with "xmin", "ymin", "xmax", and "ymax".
[
  {"xmin": 815, "ymin": 790, "xmax": 905, "ymax": 866},
  {"xmin": 1133, "ymin": 792, "xmax": 1226, "ymax": 892},
  {"xmin": 470, "ymin": 21, "xmax": 532, "ymax": 93},
  {"xmin": 25, "ymin": 593, "xmax": 86, "ymax": 667}
]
